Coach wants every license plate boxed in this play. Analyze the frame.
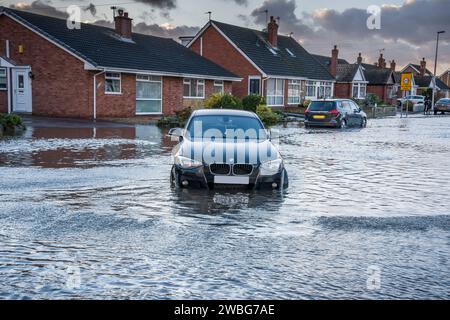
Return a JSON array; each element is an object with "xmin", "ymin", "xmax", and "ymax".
[
  {"xmin": 313, "ymin": 115, "xmax": 326, "ymax": 119},
  {"xmin": 214, "ymin": 176, "xmax": 249, "ymax": 185}
]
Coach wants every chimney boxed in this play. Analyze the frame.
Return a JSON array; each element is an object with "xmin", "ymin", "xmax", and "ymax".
[
  {"xmin": 390, "ymin": 60, "xmax": 396, "ymax": 72},
  {"xmin": 378, "ymin": 53, "xmax": 386, "ymax": 69},
  {"xmin": 357, "ymin": 52, "xmax": 363, "ymax": 64},
  {"xmin": 330, "ymin": 45, "xmax": 338, "ymax": 77},
  {"xmin": 420, "ymin": 57, "xmax": 426, "ymax": 76},
  {"xmin": 267, "ymin": 16, "xmax": 279, "ymax": 47},
  {"xmin": 115, "ymin": 9, "xmax": 133, "ymax": 39}
]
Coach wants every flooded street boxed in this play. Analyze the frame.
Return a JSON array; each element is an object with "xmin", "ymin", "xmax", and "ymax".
[{"xmin": 0, "ymin": 115, "xmax": 449, "ymax": 299}]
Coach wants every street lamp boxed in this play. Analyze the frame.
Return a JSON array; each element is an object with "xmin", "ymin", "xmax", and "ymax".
[{"xmin": 432, "ymin": 30, "xmax": 445, "ymax": 111}]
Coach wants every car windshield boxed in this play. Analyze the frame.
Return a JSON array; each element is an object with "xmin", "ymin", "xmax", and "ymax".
[
  {"xmin": 308, "ymin": 101, "xmax": 336, "ymax": 112},
  {"xmin": 438, "ymin": 99, "xmax": 450, "ymax": 103},
  {"xmin": 186, "ymin": 115, "xmax": 267, "ymax": 140}
]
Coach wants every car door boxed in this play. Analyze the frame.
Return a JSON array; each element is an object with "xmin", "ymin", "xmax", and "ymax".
[
  {"xmin": 341, "ymin": 101, "xmax": 354, "ymax": 126},
  {"xmin": 350, "ymin": 101, "xmax": 363, "ymax": 126}
]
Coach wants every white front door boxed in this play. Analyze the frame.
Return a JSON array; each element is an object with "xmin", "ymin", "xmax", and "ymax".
[{"xmin": 12, "ymin": 68, "xmax": 32, "ymax": 113}]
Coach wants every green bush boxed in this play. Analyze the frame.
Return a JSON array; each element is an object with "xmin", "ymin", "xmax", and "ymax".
[
  {"xmin": 0, "ymin": 113, "xmax": 25, "ymax": 134},
  {"xmin": 205, "ymin": 93, "xmax": 242, "ymax": 110},
  {"xmin": 303, "ymin": 99, "xmax": 311, "ymax": 108},
  {"xmin": 256, "ymin": 105, "xmax": 281, "ymax": 127},
  {"xmin": 364, "ymin": 93, "xmax": 382, "ymax": 106},
  {"xmin": 175, "ymin": 107, "xmax": 193, "ymax": 126},
  {"xmin": 242, "ymin": 94, "xmax": 265, "ymax": 113}
]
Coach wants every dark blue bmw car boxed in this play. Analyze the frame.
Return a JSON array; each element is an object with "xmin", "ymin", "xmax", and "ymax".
[{"xmin": 169, "ymin": 109, "xmax": 288, "ymax": 190}]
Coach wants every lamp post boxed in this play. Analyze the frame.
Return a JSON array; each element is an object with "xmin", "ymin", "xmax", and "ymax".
[{"xmin": 432, "ymin": 31, "xmax": 445, "ymax": 111}]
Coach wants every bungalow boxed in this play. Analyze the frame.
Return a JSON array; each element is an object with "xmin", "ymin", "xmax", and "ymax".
[
  {"xmin": 399, "ymin": 58, "xmax": 450, "ymax": 98},
  {"xmin": 0, "ymin": 7, "xmax": 240, "ymax": 118},
  {"xmin": 314, "ymin": 48, "xmax": 397, "ymax": 104},
  {"xmin": 440, "ymin": 70, "xmax": 450, "ymax": 98},
  {"xmin": 186, "ymin": 17, "xmax": 335, "ymax": 108}
]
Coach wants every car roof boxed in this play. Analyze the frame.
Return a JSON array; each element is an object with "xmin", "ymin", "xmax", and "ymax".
[
  {"xmin": 310, "ymin": 99, "xmax": 353, "ymax": 102},
  {"xmin": 192, "ymin": 109, "xmax": 258, "ymax": 118}
]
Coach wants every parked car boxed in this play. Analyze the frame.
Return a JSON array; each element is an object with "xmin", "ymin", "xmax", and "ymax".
[
  {"xmin": 304, "ymin": 99, "xmax": 368, "ymax": 128},
  {"xmin": 434, "ymin": 98, "xmax": 450, "ymax": 115},
  {"xmin": 169, "ymin": 109, "xmax": 288, "ymax": 190},
  {"xmin": 397, "ymin": 95, "xmax": 425, "ymax": 107}
]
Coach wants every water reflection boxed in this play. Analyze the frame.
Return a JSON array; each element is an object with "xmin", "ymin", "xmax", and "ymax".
[{"xmin": 0, "ymin": 117, "xmax": 176, "ymax": 168}]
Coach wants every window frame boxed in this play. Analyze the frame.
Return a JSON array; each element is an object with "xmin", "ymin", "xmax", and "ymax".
[
  {"xmin": 213, "ymin": 80, "xmax": 224, "ymax": 94},
  {"xmin": 0, "ymin": 68, "xmax": 7, "ymax": 90},
  {"xmin": 105, "ymin": 72, "xmax": 122, "ymax": 95},
  {"xmin": 135, "ymin": 74, "xmax": 163, "ymax": 115},
  {"xmin": 183, "ymin": 78, "xmax": 205, "ymax": 99},
  {"xmin": 266, "ymin": 78, "xmax": 285, "ymax": 107},
  {"xmin": 352, "ymin": 82, "xmax": 367, "ymax": 99},
  {"xmin": 288, "ymin": 80, "xmax": 301, "ymax": 105},
  {"xmin": 248, "ymin": 76, "xmax": 261, "ymax": 95}
]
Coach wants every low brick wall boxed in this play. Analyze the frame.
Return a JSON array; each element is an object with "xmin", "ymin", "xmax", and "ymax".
[{"xmin": 362, "ymin": 106, "xmax": 397, "ymax": 118}]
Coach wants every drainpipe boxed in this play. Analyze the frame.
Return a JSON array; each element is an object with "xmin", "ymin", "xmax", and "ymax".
[
  {"xmin": 93, "ymin": 70, "xmax": 105, "ymax": 121},
  {"xmin": 6, "ymin": 40, "xmax": 11, "ymax": 114}
]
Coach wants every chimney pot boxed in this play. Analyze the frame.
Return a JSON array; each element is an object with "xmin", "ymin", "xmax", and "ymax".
[
  {"xmin": 420, "ymin": 58, "xmax": 427, "ymax": 76},
  {"xmin": 357, "ymin": 52, "xmax": 362, "ymax": 64},
  {"xmin": 267, "ymin": 15, "xmax": 279, "ymax": 47},
  {"xmin": 330, "ymin": 45, "xmax": 339, "ymax": 77},
  {"xmin": 115, "ymin": 10, "xmax": 133, "ymax": 39}
]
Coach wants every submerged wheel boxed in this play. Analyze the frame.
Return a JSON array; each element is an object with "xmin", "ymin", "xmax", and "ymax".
[
  {"xmin": 282, "ymin": 169, "xmax": 289, "ymax": 189},
  {"xmin": 170, "ymin": 168, "xmax": 180, "ymax": 188},
  {"xmin": 361, "ymin": 118, "xmax": 367, "ymax": 128},
  {"xmin": 339, "ymin": 119, "xmax": 347, "ymax": 129}
]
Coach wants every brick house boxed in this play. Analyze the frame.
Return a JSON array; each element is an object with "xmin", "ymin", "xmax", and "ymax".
[
  {"xmin": 440, "ymin": 70, "xmax": 450, "ymax": 98},
  {"xmin": 186, "ymin": 17, "xmax": 335, "ymax": 109},
  {"xmin": 314, "ymin": 47, "xmax": 398, "ymax": 105},
  {"xmin": 0, "ymin": 7, "xmax": 240, "ymax": 118},
  {"xmin": 399, "ymin": 58, "xmax": 450, "ymax": 98}
]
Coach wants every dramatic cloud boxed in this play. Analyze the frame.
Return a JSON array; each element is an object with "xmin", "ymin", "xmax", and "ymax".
[
  {"xmin": 223, "ymin": 0, "xmax": 249, "ymax": 6},
  {"xmin": 94, "ymin": 20, "xmax": 199, "ymax": 40},
  {"xmin": 250, "ymin": 0, "xmax": 313, "ymax": 37},
  {"xmin": 246, "ymin": 0, "xmax": 449, "ymax": 73},
  {"xmin": 133, "ymin": 0, "xmax": 177, "ymax": 10},
  {"xmin": 313, "ymin": 0, "xmax": 450, "ymax": 45},
  {"xmin": 10, "ymin": 0, "xmax": 68, "ymax": 19}
]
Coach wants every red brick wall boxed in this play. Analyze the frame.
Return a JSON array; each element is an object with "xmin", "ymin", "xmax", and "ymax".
[
  {"xmin": 0, "ymin": 14, "xmax": 93, "ymax": 118},
  {"xmin": 190, "ymin": 25, "xmax": 259, "ymax": 98},
  {"xmin": 94, "ymin": 72, "xmax": 135, "ymax": 118},
  {"xmin": 334, "ymin": 83, "xmax": 352, "ymax": 98},
  {"xmin": 0, "ymin": 91, "xmax": 7, "ymax": 113},
  {"xmin": 367, "ymin": 85, "xmax": 389, "ymax": 103}
]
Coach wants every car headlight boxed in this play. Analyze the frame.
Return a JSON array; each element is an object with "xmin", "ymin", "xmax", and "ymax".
[
  {"xmin": 260, "ymin": 158, "xmax": 283, "ymax": 176},
  {"xmin": 174, "ymin": 156, "xmax": 203, "ymax": 169}
]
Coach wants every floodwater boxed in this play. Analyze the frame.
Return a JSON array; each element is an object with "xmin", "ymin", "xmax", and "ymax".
[{"xmin": 0, "ymin": 115, "xmax": 449, "ymax": 299}]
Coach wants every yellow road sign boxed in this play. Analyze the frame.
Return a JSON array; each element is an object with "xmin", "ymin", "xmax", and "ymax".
[{"xmin": 401, "ymin": 73, "xmax": 413, "ymax": 91}]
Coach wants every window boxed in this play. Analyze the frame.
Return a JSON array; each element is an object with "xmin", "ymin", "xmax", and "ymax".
[
  {"xmin": 105, "ymin": 72, "xmax": 121, "ymax": 94},
  {"xmin": 306, "ymin": 81, "xmax": 315, "ymax": 98},
  {"xmin": 213, "ymin": 80, "xmax": 224, "ymax": 94},
  {"xmin": 285, "ymin": 48, "xmax": 296, "ymax": 57},
  {"xmin": 249, "ymin": 77, "xmax": 261, "ymax": 95},
  {"xmin": 0, "ymin": 68, "xmax": 6, "ymax": 90},
  {"xmin": 267, "ymin": 78, "xmax": 284, "ymax": 106},
  {"xmin": 288, "ymin": 80, "xmax": 301, "ymax": 104},
  {"xmin": 319, "ymin": 82, "xmax": 333, "ymax": 99},
  {"xmin": 136, "ymin": 75, "xmax": 162, "ymax": 114},
  {"xmin": 352, "ymin": 82, "xmax": 367, "ymax": 99},
  {"xmin": 184, "ymin": 78, "xmax": 205, "ymax": 98}
]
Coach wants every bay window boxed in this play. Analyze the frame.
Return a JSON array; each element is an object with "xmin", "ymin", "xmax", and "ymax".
[
  {"xmin": 352, "ymin": 82, "xmax": 367, "ymax": 99},
  {"xmin": 288, "ymin": 80, "xmax": 301, "ymax": 104},
  {"xmin": 267, "ymin": 78, "xmax": 284, "ymax": 106},
  {"xmin": 184, "ymin": 78, "xmax": 205, "ymax": 98},
  {"xmin": 105, "ymin": 72, "xmax": 121, "ymax": 94},
  {"xmin": 136, "ymin": 75, "xmax": 162, "ymax": 114},
  {"xmin": 305, "ymin": 81, "xmax": 315, "ymax": 98}
]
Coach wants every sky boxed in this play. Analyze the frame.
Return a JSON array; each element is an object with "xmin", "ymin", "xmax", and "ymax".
[{"xmin": 3, "ymin": 0, "xmax": 450, "ymax": 74}]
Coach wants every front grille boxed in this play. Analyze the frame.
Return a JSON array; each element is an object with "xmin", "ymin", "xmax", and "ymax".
[
  {"xmin": 233, "ymin": 164, "xmax": 253, "ymax": 175},
  {"xmin": 210, "ymin": 163, "xmax": 231, "ymax": 175}
]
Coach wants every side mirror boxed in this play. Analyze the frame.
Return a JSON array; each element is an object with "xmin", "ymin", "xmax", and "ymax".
[{"xmin": 168, "ymin": 128, "xmax": 183, "ymax": 142}]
